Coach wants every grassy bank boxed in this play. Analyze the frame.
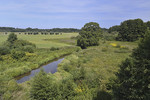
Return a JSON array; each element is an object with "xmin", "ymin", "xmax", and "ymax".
[{"xmin": 0, "ymin": 46, "xmax": 80, "ymax": 78}]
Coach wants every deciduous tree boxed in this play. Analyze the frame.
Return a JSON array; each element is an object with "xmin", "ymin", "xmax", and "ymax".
[{"xmin": 77, "ymin": 22, "xmax": 102, "ymax": 49}]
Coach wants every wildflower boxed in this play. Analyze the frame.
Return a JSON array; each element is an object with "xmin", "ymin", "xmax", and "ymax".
[{"xmin": 110, "ymin": 43, "xmax": 117, "ymax": 47}]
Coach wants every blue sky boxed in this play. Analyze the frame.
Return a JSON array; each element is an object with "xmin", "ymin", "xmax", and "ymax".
[{"xmin": 0, "ymin": 0, "xmax": 150, "ymax": 29}]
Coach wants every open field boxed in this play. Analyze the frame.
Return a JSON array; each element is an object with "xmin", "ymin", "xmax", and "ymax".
[{"xmin": 0, "ymin": 33, "xmax": 78, "ymax": 48}]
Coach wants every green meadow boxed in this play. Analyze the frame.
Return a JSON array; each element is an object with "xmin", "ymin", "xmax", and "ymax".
[{"xmin": 0, "ymin": 33, "xmax": 78, "ymax": 48}]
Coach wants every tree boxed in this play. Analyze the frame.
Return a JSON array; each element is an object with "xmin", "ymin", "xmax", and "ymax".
[
  {"xmin": 116, "ymin": 19, "xmax": 147, "ymax": 41},
  {"xmin": 108, "ymin": 25, "xmax": 120, "ymax": 33},
  {"xmin": 30, "ymin": 69, "xmax": 60, "ymax": 100},
  {"xmin": 113, "ymin": 29, "xmax": 150, "ymax": 100},
  {"xmin": 7, "ymin": 33, "xmax": 17, "ymax": 43},
  {"xmin": 146, "ymin": 21, "xmax": 150, "ymax": 29},
  {"xmin": 77, "ymin": 22, "xmax": 102, "ymax": 49}
]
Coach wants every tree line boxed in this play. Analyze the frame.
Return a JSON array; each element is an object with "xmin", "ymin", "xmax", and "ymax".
[
  {"xmin": 0, "ymin": 27, "xmax": 80, "ymax": 33},
  {"xmin": 108, "ymin": 19, "xmax": 150, "ymax": 42}
]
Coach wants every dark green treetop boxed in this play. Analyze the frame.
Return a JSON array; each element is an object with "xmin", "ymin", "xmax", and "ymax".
[
  {"xmin": 77, "ymin": 22, "xmax": 102, "ymax": 49},
  {"xmin": 116, "ymin": 19, "xmax": 147, "ymax": 41},
  {"xmin": 7, "ymin": 33, "xmax": 17, "ymax": 43},
  {"xmin": 146, "ymin": 21, "xmax": 150, "ymax": 29}
]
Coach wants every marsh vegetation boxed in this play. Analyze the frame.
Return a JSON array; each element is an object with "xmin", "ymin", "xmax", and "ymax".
[{"xmin": 0, "ymin": 19, "xmax": 150, "ymax": 100}]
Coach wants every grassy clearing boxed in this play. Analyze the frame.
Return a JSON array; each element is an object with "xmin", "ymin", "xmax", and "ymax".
[{"xmin": 0, "ymin": 33, "xmax": 78, "ymax": 48}]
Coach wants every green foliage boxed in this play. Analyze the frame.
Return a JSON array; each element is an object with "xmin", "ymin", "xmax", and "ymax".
[
  {"xmin": 30, "ymin": 69, "xmax": 76, "ymax": 100},
  {"xmin": 7, "ymin": 33, "xmax": 17, "ymax": 43},
  {"xmin": 108, "ymin": 25, "xmax": 120, "ymax": 33},
  {"xmin": 21, "ymin": 45, "xmax": 35, "ymax": 53},
  {"xmin": 0, "ymin": 27, "xmax": 80, "ymax": 32},
  {"xmin": 30, "ymin": 69, "xmax": 60, "ymax": 100},
  {"xmin": 116, "ymin": 19, "xmax": 147, "ymax": 41},
  {"xmin": 0, "ymin": 56, "xmax": 3, "ymax": 61},
  {"xmin": 13, "ymin": 40, "xmax": 36, "ymax": 48},
  {"xmin": 0, "ymin": 75, "xmax": 20, "ymax": 100},
  {"xmin": 146, "ymin": 21, "xmax": 150, "ymax": 29},
  {"xmin": 0, "ymin": 46, "xmax": 10, "ymax": 55},
  {"xmin": 102, "ymin": 33, "xmax": 117, "ymax": 41},
  {"xmin": 59, "ymin": 79, "xmax": 77, "ymax": 99},
  {"xmin": 77, "ymin": 36, "xmax": 88, "ymax": 49},
  {"xmin": 0, "ymin": 46, "xmax": 79, "ymax": 78},
  {"xmin": 11, "ymin": 50, "xmax": 25, "ymax": 59},
  {"xmin": 77, "ymin": 22, "xmax": 102, "ymax": 49},
  {"xmin": 102, "ymin": 47, "xmax": 108, "ymax": 52},
  {"xmin": 113, "ymin": 29, "xmax": 150, "ymax": 100},
  {"xmin": 50, "ymin": 46, "xmax": 60, "ymax": 51}
]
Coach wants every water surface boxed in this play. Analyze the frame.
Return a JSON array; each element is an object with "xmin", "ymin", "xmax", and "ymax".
[{"xmin": 16, "ymin": 58, "xmax": 64, "ymax": 83}]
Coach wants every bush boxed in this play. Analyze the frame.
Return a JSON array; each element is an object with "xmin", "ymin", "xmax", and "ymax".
[
  {"xmin": 50, "ymin": 47, "xmax": 59, "ymax": 51},
  {"xmin": 30, "ymin": 69, "xmax": 60, "ymax": 100},
  {"xmin": 22, "ymin": 45, "xmax": 35, "ymax": 53},
  {"xmin": 11, "ymin": 50, "xmax": 25, "ymax": 59},
  {"xmin": 0, "ymin": 56, "xmax": 3, "ymax": 61},
  {"xmin": 13, "ymin": 40, "xmax": 36, "ymax": 49},
  {"xmin": 0, "ymin": 46, "xmax": 10, "ymax": 55},
  {"xmin": 7, "ymin": 33, "xmax": 17, "ymax": 43}
]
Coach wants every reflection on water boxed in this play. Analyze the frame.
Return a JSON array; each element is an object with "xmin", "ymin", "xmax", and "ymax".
[{"xmin": 16, "ymin": 58, "xmax": 64, "ymax": 83}]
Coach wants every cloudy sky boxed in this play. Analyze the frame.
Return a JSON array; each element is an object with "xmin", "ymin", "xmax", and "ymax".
[{"xmin": 0, "ymin": 0, "xmax": 150, "ymax": 29}]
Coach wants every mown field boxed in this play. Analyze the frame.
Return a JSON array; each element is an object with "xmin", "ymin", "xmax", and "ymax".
[{"xmin": 0, "ymin": 33, "xmax": 78, "ymax": 48}]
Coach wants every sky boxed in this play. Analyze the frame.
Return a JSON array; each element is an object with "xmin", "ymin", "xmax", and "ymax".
[{"xmin": 0, "ymin": 0, "xmax": 150, "ymax": 29}]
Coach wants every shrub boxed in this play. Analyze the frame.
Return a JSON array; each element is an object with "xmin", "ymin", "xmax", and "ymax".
[
  {"xmin": 22, "ymin": 45, "xmax": 35, "ymax": 53},
  {"xmin": 11, "ymin": 50, "xmax": 25, "ymax": 59},
  {"xmin": 0, "ymin": 56, "xmax": 3, "ymax": 61},
  {"xmin": 13, "ymin": 40, "xmax": 36, "ymax": 49},
  {"xmin": 7, "ymin": 33, "xmax": 17, "ymax": 43},
  {"xmin": 30, "ymin": 69, "xmax": 60, "ymax": 100},
  {"xmin": 50, "ymin": 47, "xmax": 59, "ymax": 51},
  {"xmin": 0, "ymin": 46, "xmax": 10, "ymax": 55}
]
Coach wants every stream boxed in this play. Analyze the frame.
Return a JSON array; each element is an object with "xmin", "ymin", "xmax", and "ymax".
[{"xmin": 16, "ymin": 58, "xmax": 64, "ymax": 83}]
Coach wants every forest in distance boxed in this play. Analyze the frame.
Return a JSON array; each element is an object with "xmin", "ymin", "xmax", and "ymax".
[{"xmin": 0, "ymin": 18, "xmax": 150, "ymax": 100}]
